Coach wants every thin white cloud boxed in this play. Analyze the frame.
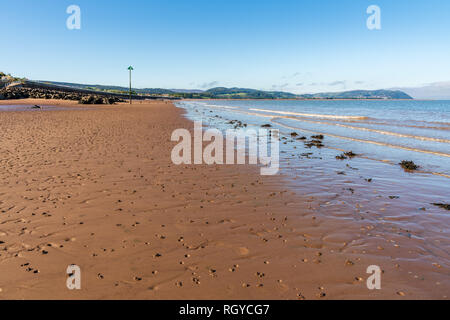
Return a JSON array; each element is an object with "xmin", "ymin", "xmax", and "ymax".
[
  {"xmin": 271, "ymin": 83, "xmax": 289, "ymax": 90},
  {"xmin": 199, "ymin": 81, "xmax": 219, "ymax": 89}
]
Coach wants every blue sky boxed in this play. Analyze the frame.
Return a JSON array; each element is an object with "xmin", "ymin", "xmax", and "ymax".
[{"xmin": 1, "ymin": 0, "xmax": 450, "ymax": 93}]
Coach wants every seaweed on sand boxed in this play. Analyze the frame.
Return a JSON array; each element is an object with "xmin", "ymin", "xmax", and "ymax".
[
  {"xmin": 305, "ymin": 140, "xmax": 324, "ymax": 148},
  {"xmin": 399, "ymin": 160, "xmax": 419, "ymax": 171},
  {"xmin": 336, "ymin": 151, "xmax": 358, "ymax": 160},
  {"xmin": 432, "ymin": 203, "xmax": 450, "ymax": 211},
  {"xmin": 344, "ymin": 151, "xmax": 358, "ymax": 158},
  {"xmin": 336, "ymin": 154, "xmax": 347, "ymax": 160}
]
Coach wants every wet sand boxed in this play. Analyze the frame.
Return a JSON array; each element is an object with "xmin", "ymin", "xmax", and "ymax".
[{"xmin": 0, "ymin": 99, "xmax": 448, "ymax": 299}]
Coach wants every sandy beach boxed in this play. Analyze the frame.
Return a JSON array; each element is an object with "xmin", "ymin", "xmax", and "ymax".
[{"xmin": 0, "ymin": 99, "xmax": 448, "ymax": 300}]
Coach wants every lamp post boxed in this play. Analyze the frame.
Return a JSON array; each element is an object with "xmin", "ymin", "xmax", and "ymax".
[{"xmin": 128, "ymin": 66, "xmax": 134, "ymax": 104}]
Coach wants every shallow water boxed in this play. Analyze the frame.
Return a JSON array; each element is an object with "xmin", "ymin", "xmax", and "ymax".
[
  {"xmin": 177, "ymin": 100, "xmax": 450, "ymax": 176},
  {"xmin": 175, "ymin": 99, "xmax": 450, "ymax": 273},
  {"xmin": 0, "ymin": 105, "xmax": 58, "ymax": 112}
]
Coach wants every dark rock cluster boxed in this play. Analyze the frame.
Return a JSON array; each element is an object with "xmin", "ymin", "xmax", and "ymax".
[
  {"xmin": 78, "ymin": 95, "xmax": 122, "ymax": 105},
  {"xmin": 0, "ymin": 86, "xmax": 123, "ymax": 104}
]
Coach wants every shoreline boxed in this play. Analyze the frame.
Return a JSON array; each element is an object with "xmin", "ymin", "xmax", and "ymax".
[
  {"xmin": 180, "ymin": 98, "xmax": 420, "ymax": 101},
  {"xmin": 0, "ymin": 99, "xmax": 448, "ymax": 299}
]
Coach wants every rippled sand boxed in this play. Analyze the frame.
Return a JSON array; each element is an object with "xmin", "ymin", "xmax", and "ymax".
[{"xmin": 0, "ymin": 99, "xmax": 448, "ymax": 299}]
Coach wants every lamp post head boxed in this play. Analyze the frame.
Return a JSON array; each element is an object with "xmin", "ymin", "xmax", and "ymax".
[{"xmin": 128, "ymin": 66, "xmax": 134, "ymax": 71}]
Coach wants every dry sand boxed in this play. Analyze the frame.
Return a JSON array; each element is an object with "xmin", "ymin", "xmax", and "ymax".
[{"xmin": 0, "ymin": 99, "xmax": 448, "ymax": 299}]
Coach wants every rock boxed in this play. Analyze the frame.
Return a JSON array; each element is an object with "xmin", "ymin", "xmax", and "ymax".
[
  {"xmin": 0, "ymin": 85, "xmax": 123, "ymax": 104},
  {"xmin": 78, "ymin": 96, "xmax": 91, "ymax": 104},
  {"xmin": 79, "ymin": 95, "xmax": 100, "ymax": 104}
]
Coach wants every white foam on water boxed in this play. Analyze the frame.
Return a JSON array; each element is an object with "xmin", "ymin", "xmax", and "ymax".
[{"xmin": 249, "ymin": 108, "xmax": 369, "ymax": 120}]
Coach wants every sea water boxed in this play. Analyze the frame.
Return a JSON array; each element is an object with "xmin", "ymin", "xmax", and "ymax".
[
  {"xmin": 176, "ymin": 99, "xmax": 450, "ymax": 219},
  {"xmin": 176, "ymin": 99, "xmax": 450, "ymax": 176},
  {"xmin": 176, "ymin": 99, "xmax": 450, "ymax": 271}
]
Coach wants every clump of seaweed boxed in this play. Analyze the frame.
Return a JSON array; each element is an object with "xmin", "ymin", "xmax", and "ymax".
[
  {"xmin": 261, "ymin": 124, "xmax": 272, "ymax": 128},
  {"xmin": 311, "ymin": 135, "xmax": 324, "ymax": 140},
  {"xmin": 227, "ymin": 120, "xmax": 247, "ymax": 129},
  {"xmin": 399, "ymin": 160, "xmax": 419, "ymax": 171},
  {"xmin": 344, "ymin": 151, "xmax": 358, "ymax": 158},
  {"xmin": 296, "ymin": 136, "xmax": 307, "ymax": 140},
  {"xmin": 432, "ymin": 203, "xmax": 450, "ymax": 211},
  {"xmin": 336, "ymin": 151, "xmax": 358, "ymax": 160},
  {"xmin": 305, "ymin": 139, "xmax": 324, "ymax": 148},
  {"xmin": 290, "ymin": 132, "xmax": 299, "ymax": 137}
]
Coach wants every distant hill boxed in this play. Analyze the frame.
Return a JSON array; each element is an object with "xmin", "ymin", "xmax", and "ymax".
[
  {"xmin": 188, "ymin": 88, "xmax": 412, "ymax": 99},
  {"xmin": 35, "ymin": 81, "xmax": 176, "ymax": 95},
  {"xmin": 203, "ymin": 87, "xmax": 298, "ymax": 99},
  {"xmin": 300, "ymin": 89, "xmax": 413, "ymax": 100},
  {"xmin": 35, "ymin": 81, "xmax": 413, "ymax": 100}
]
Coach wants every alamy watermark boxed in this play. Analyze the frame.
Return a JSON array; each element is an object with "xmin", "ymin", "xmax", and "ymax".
[
  {"xmin": 64, "ymin": 5, "xmax": 381, "ymax": 32},
  {"xmin": 171, "ymin": 121, "xmax": 280, "ymax": 175},
  {"xmin": 367, "ymin": 5, "xmax": 381, "ymax": 30},
  {"xmin": 66, "ymin": 264, "xmax": 81, "ymax": 290},
  {"xmin": 66, "ymin": 5, "xmax": 81, "ymax": 30},
  {"xmin": 366, "ymin": 265, "xmax": 381, "ymax": 290}
]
